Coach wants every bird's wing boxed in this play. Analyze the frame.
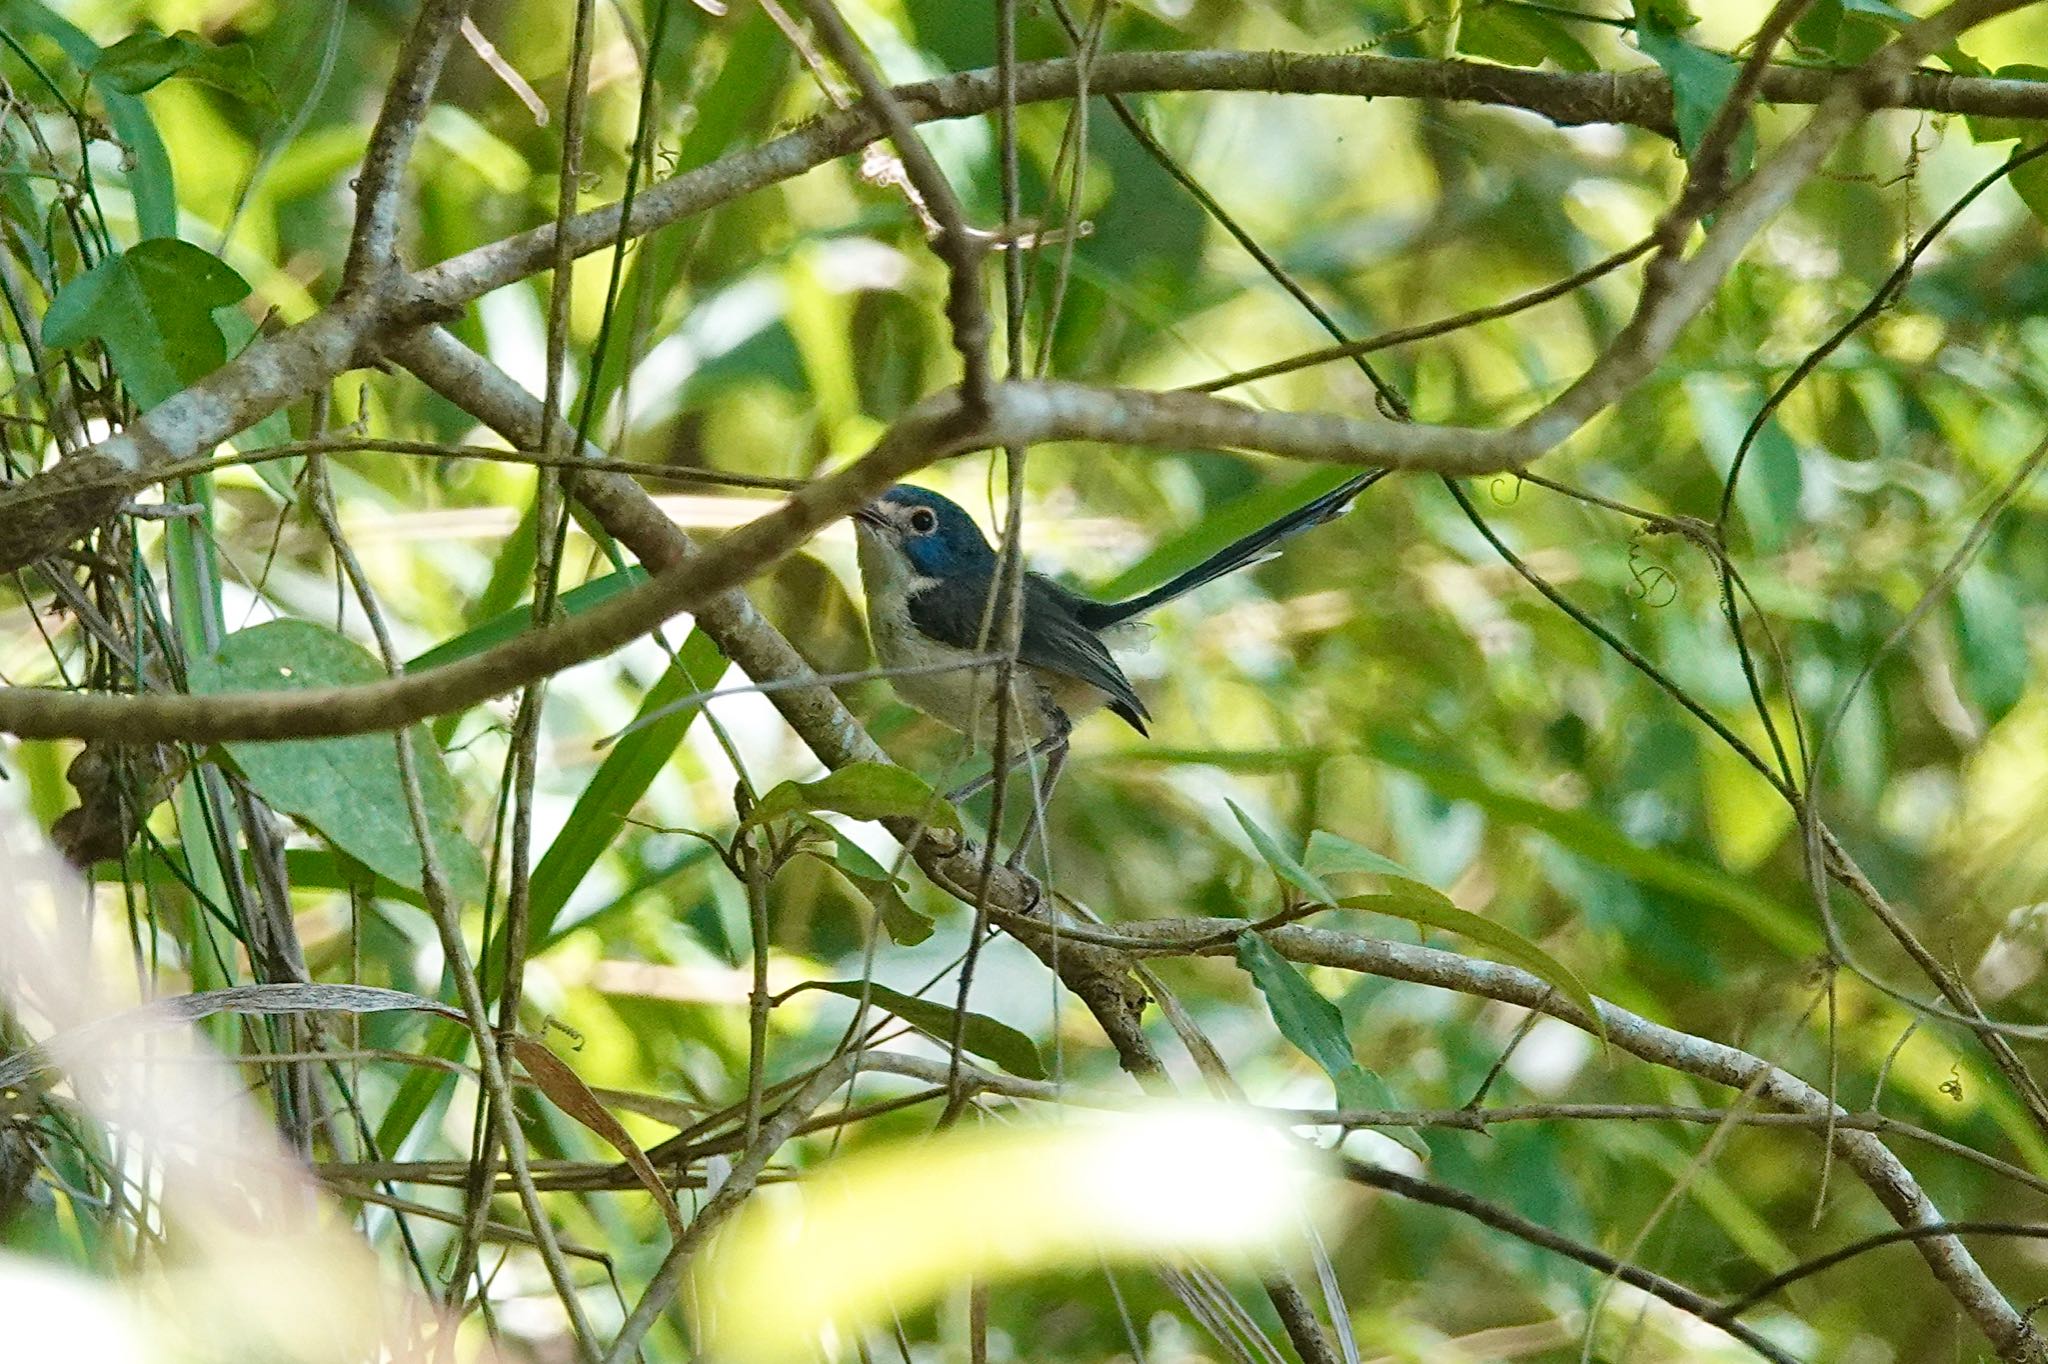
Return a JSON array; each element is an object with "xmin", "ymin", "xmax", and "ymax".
[
  {"xmin": 905, "ymin": 574, "xmax": 1149, "ymax": 734},
  {"xmin": 1019, "ymin": 576, "xmax": 1149, "ymax": 733}
]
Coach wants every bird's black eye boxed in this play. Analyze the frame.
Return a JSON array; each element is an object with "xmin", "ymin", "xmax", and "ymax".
[{"xmin": 908, "ymin": 507, "xmax": 938, "ymax": 534}]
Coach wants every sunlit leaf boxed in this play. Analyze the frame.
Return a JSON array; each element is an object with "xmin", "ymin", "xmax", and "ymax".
[
  {"xmin": 699, "ymin": 1107, "xmax": 1321, "ymax": 1359},
  {"xmin": 515, "ymin": 628, "xmax": 724, "ymax": 962},
  {"xmin": 1458, "ymin": 3, "xmax": 1597, "ymax": 71}
]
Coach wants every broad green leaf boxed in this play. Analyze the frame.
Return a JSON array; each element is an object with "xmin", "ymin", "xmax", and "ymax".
[
  {"xmin": 407, "ymin": 567, "xmax": 651, "ymax": 673},
  {"xmin": 1340, "ymin": 892, "xmax": 1605, "ymax": 1041},
  {"xmin": 1458, "ymin": 4, "xmax": 1597, "ymax": 71},
  {"xmin": 187, "ymin": 621, "xmax": 487, "ymax": 905},
  {"xmin": 91, "ymin": 28, "xmax": 279, "ymax": 115},
  {"xmin": 1951, "ymin": 567, "xmax": 2029, "ymax": 723},
  {"xmin": 1227, "ymin": 800, "xmax": 1335, "ymax": 904},
  {"xmin": 746, "ymin": 763, "xmax": 960, "ymax": 833},
  {"xmin": 41, "ymin": 239, "xmax": 251, "ymax": 408},
  {"xmin": 516, "ymin": 628, "xmax": 724, "ymax": 960},
  {"xmin": 1636, "ymin": 10, "xmax": 1755, "ymax": 177},
  {"xmin": 1305, "ymin": 830, "xmax": 1418, "ymax": 882},
  {"xmin": 795, "ymin": 980, "xmax": 1044, "ymax": 1079}
]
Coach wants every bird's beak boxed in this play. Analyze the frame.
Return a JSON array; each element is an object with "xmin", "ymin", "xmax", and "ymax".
[{"xmin": 853, "ymin": 504, "xmax": 888, "ymax": 530}]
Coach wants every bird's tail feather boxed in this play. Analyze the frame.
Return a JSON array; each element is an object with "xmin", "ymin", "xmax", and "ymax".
[{"xmin": 1073, "ymin": 469, "xmax": 1388, "ymax": 631}]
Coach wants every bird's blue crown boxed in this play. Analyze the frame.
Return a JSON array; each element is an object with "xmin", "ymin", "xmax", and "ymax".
[{"xmin": 880, "ymin": 485, "xmax": 998, "ymax": 580}]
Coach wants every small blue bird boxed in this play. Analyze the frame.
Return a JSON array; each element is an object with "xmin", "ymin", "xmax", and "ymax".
[{"xmin": 853, "ymin": 472, "xmax": 1385, "ymax": 830}]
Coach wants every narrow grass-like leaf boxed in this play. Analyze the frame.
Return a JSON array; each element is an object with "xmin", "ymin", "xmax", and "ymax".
[
  {"xmin": 1373, "ymin": 736, "xmax": 1818, "ymax": 956},
  {"xmin": 794, "ymin": 981, "xmax": 1044, "ymax": 1080},
  {"xmin": 407, "ymin": 567, "xmax": 651, "ymax": 673},
  {"xmin": 1341, "ymin": 892, "xmax": 1605, "ymax": 1041},
  {"xmin": 0, "ymin": 983, "xmax": 463, "ymax": 1089},
  {"xmin": 517, "ymin": 628, "xmax": 723, "ymax": 957},
  {"xmin": 1227, "ymin": 800, "xmax": 1334, "ymax": 903}
]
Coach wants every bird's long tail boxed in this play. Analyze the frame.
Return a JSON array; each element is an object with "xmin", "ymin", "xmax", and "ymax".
[{"xmin": 1073, "ymin": 469, "xmax": 1389, "ymax": 631}]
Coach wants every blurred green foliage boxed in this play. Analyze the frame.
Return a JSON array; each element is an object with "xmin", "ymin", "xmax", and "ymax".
[{"xmin": 5, "ymin": 0, "xmax": 2048, "ymax": 1359}]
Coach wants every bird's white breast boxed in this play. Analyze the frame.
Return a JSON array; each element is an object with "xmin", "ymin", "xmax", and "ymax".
[{"xmin": 857, "ymin": 528, "xmax": 1079, "ymax": 744}]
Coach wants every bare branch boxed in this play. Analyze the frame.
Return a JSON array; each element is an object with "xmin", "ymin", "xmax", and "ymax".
[{"xmin": 342, "ymin": 0, "xmax": 471, "ymax": 285}]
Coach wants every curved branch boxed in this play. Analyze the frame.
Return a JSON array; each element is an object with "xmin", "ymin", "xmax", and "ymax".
[
  {"xmin": 1075, "ymin": 916, "xmax": 2046, "ymax": 1363},
  {"xmin": 4, "ymin": 26, "xmax": 2041, "ymax": 569}
]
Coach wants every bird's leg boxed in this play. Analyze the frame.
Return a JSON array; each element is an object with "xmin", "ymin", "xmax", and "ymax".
[
  {"xmin": 1006, "ymin": 699, "xmax": 1072, "ymax": 871},
  {"xmin": 944, "ymin": 732, "xmax": 1063, "ymax": 803}
]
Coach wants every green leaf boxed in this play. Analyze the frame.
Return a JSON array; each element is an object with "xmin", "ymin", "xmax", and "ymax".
[
  {"xmin": 1305, "ymin": 830, "xmax": 1418, "ymax": 882},
  {"xmin": 1334, "ymin": 1064, "xmax": 1430, "ymax": 1158},
  {"xmin": 1458, "ymin": 4, "xmax": 1597, "ymax": 71},
  {"xmin": 798, "ymin": 817, "xmax": 933, "ymax": 946},
  {"xmin": 1235, "ymin": 931, "xmax": 1354, "ymax": 1083},
  {"xmin": 2008, "ymin": 149, "xmax": 2048, "ymax": 230},
  {"xmin": 746, "ymin": 763, "xmax": 960, "ymax": 833},
  {"xmin": 1951, "ymin": 567, "xmax": 2030, "ymax": 723},
  {"xmin": 0, "ymin": 0, "xmax": 177, "ymax": 236},
  {"xmin": 40, "ymin": 239, "xmax": 251, "ymax": 408},
  {"xmin": 1636, "ymin": 0, "xmax": 1697, "ymax": 26},
  {"xmin": 1095, "ymin": 469, "xmax": 1362, "ymax": 602},
  {"xmin": 1635, "ymin": 9, "xmax": 1755, "ymax": 177},
  {"xmin": 187, "ymin": 621, "xmax": 488, "ymax": 906},
  {"xmin": 796, "ymin": 980, "xmax": 1044, "ymax": 1079},
  {"xmin": 1227, "ymin": 800, "xmax": 1334, "ymax": 903},
  {"xmin": 1795, "ymin": 0, "xmax": 1909, "ymax": 64},
  {"xmin": 1237, "ymin": 932, "xmax": 1423, "ymax": 1151},
  {"xmin": 1372, "ymin": 735, "xmax": 1820, "ymax": 958},
  {"xmin": 1341, "ymin": 891, "xmax": 1605, "ymax": 1041},
  {"xmin": 407, "ymin": 567, "xmax": 651, "ymax": 672},
  {"xmin": 518, "ymin": 629, "xmax": 724, "ymax": 956},
  {"xmin": 91, "ymin": 28, "xmax": 279, "ymax": 115}
]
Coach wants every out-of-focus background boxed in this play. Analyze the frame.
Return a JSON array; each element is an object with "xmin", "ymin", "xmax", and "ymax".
[{"xmin": 5, "ymin": 0, "xmax": 2048, "ymax": 1359}]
